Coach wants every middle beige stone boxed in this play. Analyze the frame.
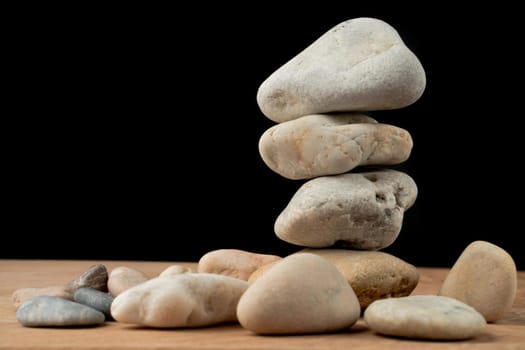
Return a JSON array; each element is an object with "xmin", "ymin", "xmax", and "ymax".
[{"xmin": 258, "ymin": 113, "xmax": 412, "ymax": 180}]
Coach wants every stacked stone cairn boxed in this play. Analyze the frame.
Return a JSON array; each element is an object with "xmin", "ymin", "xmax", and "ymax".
[{"xmin": 12, "ymin": 18, "xmax": 518, "ymax": 342}]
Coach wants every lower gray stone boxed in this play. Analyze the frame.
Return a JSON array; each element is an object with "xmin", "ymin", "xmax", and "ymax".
[
  {"xmin": 16, "ymin": 296, "xmax": 105, "ymax": 327},
  {"xmin": 74, "ymin": 288, "xmax": 114, "ymax": 319}
]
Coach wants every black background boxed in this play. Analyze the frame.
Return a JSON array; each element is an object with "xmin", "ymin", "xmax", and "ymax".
[{"xmin": 5, "ymin": 4, "xmax": 524, "ymax": 269}]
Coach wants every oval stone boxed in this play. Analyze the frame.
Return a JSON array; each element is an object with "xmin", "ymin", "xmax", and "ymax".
[
  {"xmin": 364, "ymin": 295, "xmax": 486, "ymax": 340},
  {"xmin": 299, "ymin": 248, "xmax": 419, "ymax": 309},
  {"xmin": 275, "ymin": 170, "xmax": 417, "ymax": 249},
  {"xmin": 438, "ymin": 240, "xmax": 517, "ymax": 322},
  {"xmin": 259, "ymin": 113, "xmax": 412, "ymax": 180},
  {"xmin": 257, "ymin": 17, "xmax": 426, "ymax": 123},
  {"xmin": 108, "ymin": 266, "xmax": 149, "ymax": 296},
  {"xmin": 198, "ymin": 249, "xmax": 282, "ymax": 281},
  {"xmin": 237, "ymin": 253, "xmax": 360, "ymax": 334},
  {"xmin": 111, "ymin": 274, "xmax": 248, "ymax": 328},
  {"xmin": 74, "ymin": 288, "xmax": 114, "ymax": 318},
  {"xmin": 16, "ymin": 296, "xmax": 105, "ymax": 327}
]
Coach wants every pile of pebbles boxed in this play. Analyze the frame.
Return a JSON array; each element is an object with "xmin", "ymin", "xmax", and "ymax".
[{"xmin": 13, "ymin": 17, "xmax": 518, "ymax": 341}]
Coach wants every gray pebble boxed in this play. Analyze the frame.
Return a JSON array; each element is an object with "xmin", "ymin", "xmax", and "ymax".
[
  {"xmin": 16, "ymin": 296, "xmax": 105, "ymax": 327},
  {"xmin": 74, "ymin": 287, "xmax": 114, "ymax": 319},
  {"xmin": 66, "ymin": 264, "xmax": 108, "ymax": 293}
]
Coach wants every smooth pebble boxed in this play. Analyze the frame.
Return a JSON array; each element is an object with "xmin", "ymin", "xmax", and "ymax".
[
  {"xmin": 439, "ymin": 240, "xmax": 517, "ymax": 322},
  {"xmin": 364, "ymin": 295, "xmax": 486, "ymax": 340},
  {"xmin": 237, "ymin": 253, "xmax": 360, "ymax": 334}
]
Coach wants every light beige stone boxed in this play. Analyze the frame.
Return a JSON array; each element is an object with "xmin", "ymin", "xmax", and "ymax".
[
  {"xmin": 300, "ymin": 248, "xmax": 418, "ymax": 309},
  {"xmin": 275, "ymin": 170, "xmax": 417, "ymax": 250},
  {"xmin": 159, "ymin": 265, "xmax": 193, "ymax": 277},
  {"xmin": 108, "ymin": 266, "xmax": 149, "ymax": 296},
  {"xmin": 439, "ymin": 240, "xmax": 517, "ymax": 322},
  {"xmin": 111, "ymin": 274, "xmax": 248, "ymax": 328},
  {"xmin": 257, "ymin": 17, "xmax": 426, "ymax": 123},
  {"xmin": 198, "ymin": 249, "xmax": 282, "ymax": 281},
  {"xmin": 12, "ymin": 286, "xmax": 72, "ymax": 310},
  {"xmin": 259, "ymin": 113, "xmax": 412, "ymax": 180},
  {"xmin": 237, "ymin": 253, "xmax": 360, "ymax": 334},
  {"xmin": 364, "ymin": 295, "xmax": 486, "ymax": 340}
]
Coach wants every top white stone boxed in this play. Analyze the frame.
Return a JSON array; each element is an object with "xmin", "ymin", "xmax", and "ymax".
[{"xmin": 257, "ymin": 17, "xmax": 426, "ymax": 122}]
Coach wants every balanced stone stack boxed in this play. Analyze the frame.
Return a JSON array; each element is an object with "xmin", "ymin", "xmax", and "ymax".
[
  {"xmin": 12, "ymin": 17, "xmax": 517, "ymax": 342},
  {"xmin": 255, "ymin": 17, "xmax": 423, "ymax": 307},
  {"xmin": 258, "ymin": 17, "xmax": 423, "ymax": 251}
]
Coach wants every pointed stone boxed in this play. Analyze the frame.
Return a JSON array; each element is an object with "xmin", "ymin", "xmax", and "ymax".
[
  {"xmin": 439, "ymin": 240, "xmax": 517, "ymax": 322},
  {"xmin": 237, "ymin": 253, "xmax": 360, "ymax": 334},
  {"xmin": 65, "ymin": 264, "xmax": 108, "ymax": 294},
  {"xmin": 257, "ymin": 17, "xmax": 426, "ymax": 122},
  {"xmin": 16, "ymin": 296, "xmax": 105, "ymax": 327},
  {"xmin": 258, "ymin": 113, "xmax": 412, "ymax": 179},
  {"xmin": 275, "ymin": 170, "xmax": 417, "ymax": 250}
]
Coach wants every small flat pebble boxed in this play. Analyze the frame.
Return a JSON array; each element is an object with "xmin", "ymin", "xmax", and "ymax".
[
  {"xmin": 16, "ymin": 296, "xmax": 105, "ymax": 327},
  {"xmin": 364, "ymin": 295, "xmax": 486, "ymax": 340},
  {"xmin": 12, "ymin": 285, "xmax": 72, "ymax": 310},
  {"xmin": 74, "ymin": 287, "xmax": 114, "ymax": 318}
]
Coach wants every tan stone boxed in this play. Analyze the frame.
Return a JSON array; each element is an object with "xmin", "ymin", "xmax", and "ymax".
[
  {"xmin": 159, "ymin": 265, "xmax": 194, "ymax": 277},
  {"xmin": 248, "ymin": 261, "xmax": 279, "ymax": 283},
  {"xmin": 237, "ymin": 253, "xmax": 360, "ymax": 334},
  {"xmin": 300, "ymin": 248, "xmax": 419, "ymax": 309},
  {"xmin": 198, "ymin": 249, "xmax": 282, "ymax": 281},
  {"xmin": 108, "ymin": 266, "xmax": 149, "ymax": 296},
  {"xmin": 12, "ymin": 286, "xmax": 72, "ymax": 310},
  {"xmin": 259, "ymin": 113, "xmax": 412, "ymax": 179},
  {"xmin": 439, "ymin": 240, "xmax": 517, "ymax": 322}
]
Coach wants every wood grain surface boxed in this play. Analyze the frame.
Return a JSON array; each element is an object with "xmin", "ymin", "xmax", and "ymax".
[{"xmin": 0, "ymin": 260, "xmax": 523, "ymax": 349}]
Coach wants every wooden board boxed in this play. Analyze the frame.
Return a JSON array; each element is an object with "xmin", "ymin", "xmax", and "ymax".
[{"xmin": 0, "ymin": 260, "xmax": 523, "ymax": 349}]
